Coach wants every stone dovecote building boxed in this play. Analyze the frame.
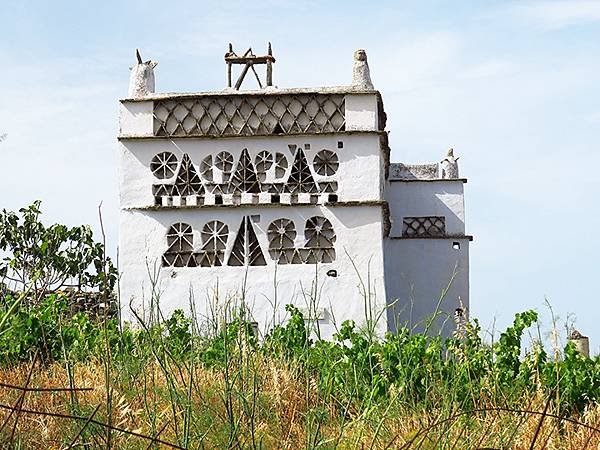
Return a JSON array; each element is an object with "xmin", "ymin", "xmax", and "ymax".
[{"xmin": 118, "ymin": 46, "xmax": 471, "ymax": 337}]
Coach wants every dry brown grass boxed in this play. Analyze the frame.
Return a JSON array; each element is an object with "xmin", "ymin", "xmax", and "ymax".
[{"xmin": 0, "ymin": 360, "xmax": 599, "ymax": 449}]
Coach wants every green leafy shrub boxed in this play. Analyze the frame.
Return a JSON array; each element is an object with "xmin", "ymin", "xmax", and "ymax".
[{"xmin": 0, "ymin": 201, "xmax": 116, "ymax": 296}]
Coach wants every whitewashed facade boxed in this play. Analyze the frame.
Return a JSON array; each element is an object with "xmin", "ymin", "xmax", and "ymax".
[{"xmin": 117, "ymin": 48, "xmax": 471, "ymax": 337}]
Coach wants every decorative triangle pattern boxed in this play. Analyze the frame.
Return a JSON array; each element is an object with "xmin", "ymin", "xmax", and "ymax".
[
  {"xmin": 227, "ymin": 148, "xmax": 261, "ymax": 194},
  {"xmin": 284, "ymin": 148, "xmax": 318, "ymax": 194},
  {"xmin": 227, "ymin": 216, "xmax": 266, "ymax": 266},
  {"xmin": 174, "ymin": 154, "xmax": 204, "ymax": 196}
]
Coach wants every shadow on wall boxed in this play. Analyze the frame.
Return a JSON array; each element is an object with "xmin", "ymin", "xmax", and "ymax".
[
  {"xmin": 386, "ymin": 264, "xmax": 466, "ymax": 338},
  {"xmin": 387, "ymin": 182, "xmax": 466, "ymax": 238}
]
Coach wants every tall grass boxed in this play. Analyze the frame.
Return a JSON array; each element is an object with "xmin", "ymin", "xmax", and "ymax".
[{"xmin": 0, "ymin": 279, "xmax": 599, "ymax": 448}]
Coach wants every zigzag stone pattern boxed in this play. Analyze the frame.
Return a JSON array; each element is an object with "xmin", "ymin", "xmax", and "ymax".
[
  {"xmin": 402, "ymin": 216, "xmax": 446, "ymax": 237},
  {"xmin": 153, "ymin": 94, "xmax": 345, "ymax": 137}
]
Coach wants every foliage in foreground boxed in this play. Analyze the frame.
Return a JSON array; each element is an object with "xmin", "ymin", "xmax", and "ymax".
[
  {"xmin": 0, "ymin": 202, "xmax": 598, "ymax": 448},
  {"xmin": 0, "ymin": 201, "xmax": 116, "ymax": 296},
  {"xmin": 1, "ymin": 297, "xmax": 599, "ymax": 412},
  {"xmin": 0, "ymin": 298, "xmax": 599, "ymax": 448}
]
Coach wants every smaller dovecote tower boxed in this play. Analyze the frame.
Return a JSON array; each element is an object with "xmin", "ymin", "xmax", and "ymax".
[
  {"xmin": 384, "ymin": 148, "xmax": 471, "ymax": 334},
  {"xmin": 117, "ymin": 45, "xmax": 470, "ymax": 337}
]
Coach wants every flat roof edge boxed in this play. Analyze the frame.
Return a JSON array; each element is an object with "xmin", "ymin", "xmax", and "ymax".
[
  {"xmin": 120, "ymin": 86, "xmax": 381, "ymax": 102},
  {"xmin": 388, "ymin": 178, "xmax": 467, "ymax": 183},
  {"xmin": 388, "ymin": 235, "xmax": 474, "ymax": 241}
]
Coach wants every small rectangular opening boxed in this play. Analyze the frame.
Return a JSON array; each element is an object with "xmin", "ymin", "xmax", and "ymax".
[
  {"xmin": 329, "ymin": 194, "xmax": 338, "ymax": 203},
  {"xmin": 337, "ymin": 141, "xmax": 343, "ymax": 148},
  {"xmin": 452, "ymin": 242, "xmax": 460, "ymax": 250},
  {"xmin": 215, "ymin": 195, "xmax": 223, "ymax": 205},
  {"xmin": 272, "ymin": 194, "xmax": 280, "ymax": 203},
  {"xmin": 304, "ymin": 143, "xmax": 311, "ymax": 150}
]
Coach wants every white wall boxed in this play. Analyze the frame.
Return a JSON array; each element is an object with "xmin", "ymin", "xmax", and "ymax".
[
  {"xmin": 385, "ymin": 180, "xmax": 466, "ymax": 237},
  {"xmin": 118, "ymin": 101, "xmax": 153, "ymax": 136},
  {"xmin": 345, "ymin": 94, "xmax": 379, "ymax": 131},
  {"xmin": 384, "ymin": 237, "xmax": 470, "ymax": 337},
  {"xmin": 119, "ymin": 204, "xmax": 388, "ymax": 339},
  {"xmin": 118, "ymin": 133, "xmax": 384, "ymax": 208}
]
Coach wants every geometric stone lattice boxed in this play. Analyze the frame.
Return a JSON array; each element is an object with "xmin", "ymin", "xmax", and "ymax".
[
  {"xmin": 267, "ymin": 218, "xmax": 296, "ymax": 264},
  {"xmin": 227, "ymin": 216, "xmax": 267, "ymax": 267},
  {"xmin": 228, "ymin": 148, "xmax": 260, "ymax": 194},
  {"xmin": 162, "ymin": 216, "xmax": 336, "ymax": 268},
  {"xmin": 313, "ymin": 149, "xmax": 339, "ymax": 176},
  {"xmin": 274, "ymin": 152, "xmax": 288, "ymax": 178},
  {"xmin": 153, "ymin": 94, "xmax": 346, "ymax": 137},
  {"xmin": 284, "ymin": 148, "xmax": 318, "ymax": 194},
  {"xmin": 267, "ymin": 216, "xmax": 336, "ymax": 264},
  {"xmin": 163, "ymin": 221, "xmax": 229, "ymax": 268},
  {"xmin": 255, "ymin": 151, "xmax": 273, "ymax": 182},
  {"xmin": 173, "ymin": 154, "xmax": 204, "ymax": 196},
  {"xmin": 215, "ymin": 151, "xmax": 234, "ymax": 173},
  {"xmin": 162, "ymin": 222, "xmax": 196, "ymax": 267},
  {"xmin": 151, "ymin": 147, "xmax": 338, "ymax": 206},
  {"xmin": 197, "ymin": 220, "xmax": 228, "ymax": 267},
  {"xmin": 303, "ymin": 216, "xmax": 336, "ymax": 263},
  {"xmin": 402, "ymin": 216, "xmax": 446, "ymax": 237},
  {"xmin": 200, "ymin": 155, "xmax": 213, "ymax": 182},
  {"xmin": 151, "ymin": 152, "xmax": 178, "ymax": 179}
]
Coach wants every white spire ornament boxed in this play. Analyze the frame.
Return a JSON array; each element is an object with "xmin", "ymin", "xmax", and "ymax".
[
  {"xmin": 440, "ymin": 148, "xmax": 460, "ymax": 179},
  {"xmin": 351, "ymin": 49, "xmax": 374, "ymax": 90},
  {"xmin": 128, "ymin": 49, "xmax": 158, "ymax": 98}
]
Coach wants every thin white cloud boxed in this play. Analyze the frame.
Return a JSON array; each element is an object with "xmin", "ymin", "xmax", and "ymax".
[{"xmin": 513, "ymin": 0, "xmax": 600, "ymax": 29}]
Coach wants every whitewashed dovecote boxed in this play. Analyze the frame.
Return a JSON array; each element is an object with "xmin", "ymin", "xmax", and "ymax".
[{"xmin": 117, "ymin": 45, "xmax": 471, "ymax": 337}]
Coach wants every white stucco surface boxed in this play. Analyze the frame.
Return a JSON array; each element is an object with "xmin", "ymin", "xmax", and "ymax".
[
  {"xmin": 119, "ymin": 205, "xmax": 388, "ymax": 339},
  {"xmin": 384, "ymin": 237, "xmax": 470, "ymax": 336},
  {"xmin": 118, "ymin": 134, "xmax": 384, "ymax": 208},
  {"xmin": 116, "ymin": 76, "xmax": 471, "ymax": 340},
  {"xmin": 385, "ymin": 180, "xmax": 466, "ymax": 237},
  {"xmin": 118, "ymin": 101, "xmax": 153, "ymax": 136},
  {"xmin": 345, "ymin": 94, "xmax": 379, "ymax": 131}
]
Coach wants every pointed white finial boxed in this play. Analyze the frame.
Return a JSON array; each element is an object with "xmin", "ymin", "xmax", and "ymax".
[
  {"xmin": 128, "ymin": 49, "xmax": 158, "ymax": 98},
  {"xmin": 352, "ymin": 49, "xmax": 374, "ymax": 89},
  {"xmin": 440, "ymin": 148, "xmax": 460, "ymax": 179}
]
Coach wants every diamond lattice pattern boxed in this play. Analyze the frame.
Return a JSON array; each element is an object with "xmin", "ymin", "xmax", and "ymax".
[
  {"xmin": 153, "ymin": 94, "xmax": 346, "ymax": 137},
  {"xmin": 402, "ymin": 216, "xmax": 446, "ymax": 237}
]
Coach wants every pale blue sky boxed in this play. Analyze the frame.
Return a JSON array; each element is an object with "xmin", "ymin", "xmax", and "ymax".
[{"xmin": 1, "ymin": 1, "xmax": 600, "ymax": 349}]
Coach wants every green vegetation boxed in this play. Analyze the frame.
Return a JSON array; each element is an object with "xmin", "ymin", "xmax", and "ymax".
[{"xmin": 0, "ymin": 203, "xmax": 598, "ymax": 448}]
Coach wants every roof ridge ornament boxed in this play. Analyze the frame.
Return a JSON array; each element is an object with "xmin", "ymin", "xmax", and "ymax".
[
  {"xmin": 441, "ymin": 148, "xmax": 460, "ymax": 179},
  {"xmin": 225, "ymin": 43, "xmax": 275, "ymax": 90},
  {"xmin": 351, "ymin": 49, "xmax": 374, "ymax": 90},
  {"xmin": 128, "ymin": 49, "xmax": 158, "ymax": 99}
]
